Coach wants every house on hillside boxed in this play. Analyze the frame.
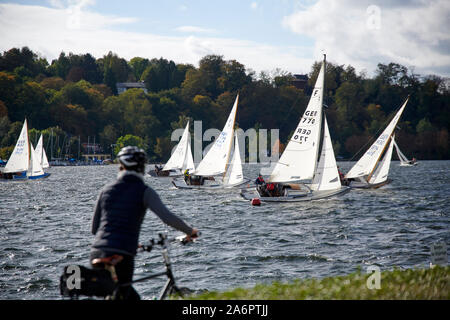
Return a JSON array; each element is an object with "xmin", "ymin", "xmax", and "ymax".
[
  {"xmin": 116, "ymin": 81, "xmax": 148, "ymax": 94},
  {"xmin": 290, "ymin": 74, "xmax": 308, "ymax": 90}
]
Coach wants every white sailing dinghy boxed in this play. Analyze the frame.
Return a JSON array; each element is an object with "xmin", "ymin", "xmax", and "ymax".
[
  {"xmin": 148, "ymin": 121, "xmax": 195, "ymax": 177},
  {"xmin": 1, "ymin": 119, "xmax": 51, "ymax": 180},
  {"xmin": 240, "ymin": 56, "xmax": 350, "ymax": 202},
  {"xmin": 35, "ymin": 134, "xmax": 50, "ymax": 169},
  {"xmin": 393, "ymin": 138, "xmax": 418, "ymax": 166},
  {"xmin": 172, "ymin": 94, "xmax": 249, "ymax": 189},
  {"xmin": 344, "ymin": 97, "xmax": 409, "ymax": 188}
]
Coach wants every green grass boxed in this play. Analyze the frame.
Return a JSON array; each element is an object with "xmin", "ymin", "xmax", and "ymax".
[{"xmin": 184, "ymin": 266, "xmax": 449, "ymax": 300}]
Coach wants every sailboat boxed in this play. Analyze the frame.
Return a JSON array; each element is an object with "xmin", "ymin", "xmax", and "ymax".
[
  {"xmin": 344, "ymin": 97, "xmax": 409, "ymax": 188},
  {"xmin": 172, "ymin": 94, "xmax": 249, "ymax": 189},
  {"xmin": 148, "ymin": 121, "xmax": 195, "ymax": 177},
  {"xmin": 240, "ymin": 55, "xmax": 350, "ymax": 202},
  {"xmin": 393, "ymin": 138, "xmax": 418, "ymax": 166},
  {"xmin": 35, "ymin": 134, "xmax": 50, "ymax": 169},
  {"xmin": 0, "ymin": 119, "xmax": 51, "ymax": 180}
]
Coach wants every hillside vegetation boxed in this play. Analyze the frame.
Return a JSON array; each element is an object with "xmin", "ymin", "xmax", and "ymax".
[{"xmin": 0, "ymin": 47, "xmax": 449, "ymax": 161}]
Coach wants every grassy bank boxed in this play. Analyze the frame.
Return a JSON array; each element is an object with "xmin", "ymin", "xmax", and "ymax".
[{"xmin": 187, "ymin": 266, "xmax": 449, "ymax": 300}]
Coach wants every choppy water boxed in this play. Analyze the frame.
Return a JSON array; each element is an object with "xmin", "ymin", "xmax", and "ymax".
[{"xmin": 0, "ymin": 161, "xmax": 449, "ymax": 300}]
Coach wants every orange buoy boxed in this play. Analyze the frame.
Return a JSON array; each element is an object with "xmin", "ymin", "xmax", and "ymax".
[{"xmin": 251, "ymin": 198, "xmax": 261, "ymax": 206}]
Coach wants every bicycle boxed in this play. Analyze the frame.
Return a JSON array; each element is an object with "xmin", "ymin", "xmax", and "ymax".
[{"xmin": 60, "ymin": 232, "xmax": 199, "ymax": 300}]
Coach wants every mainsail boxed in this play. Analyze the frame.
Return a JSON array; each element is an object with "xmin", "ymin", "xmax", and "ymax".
[
  {"xmin": 163, "ymin": 121, "xmax": 195, "ymax": 172},
  {"xmin": 269, "ymin": 61, "xmax": 324, "ymax": 182},
  {"xmin": 194, "ymin": 94, "xmax": 238, "ymax": 176},
  {"xmin": 3, "ymin": 119, "xmax": 30, "ymax": 173},
  {"xmin": 345, "ymin": 97, "xmax": 409, "ymax": 179}
]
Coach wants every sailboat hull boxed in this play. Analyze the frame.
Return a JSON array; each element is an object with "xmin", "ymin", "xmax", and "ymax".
[
  {"xmin": 349, "ymin": 178, "xmax": 392, "ymax": 189},
  {"xmin": 1, "ymin": 171, "xmax": 51, "ymax": 181},
  {"xmin": 148, "ymin": 169, "xmax": 182, "ymax": 177},
  {"xmin": 172, "ymin": 177, "xmax": 250, "ymax": 190},
  {"xmin": 28, "ymin": 173, "xmax": 51, "ymax": 180},
  {"xmin": 240, "ymin": 186, "xmax": 351, "ymax": 202},
  {"xmin": 399, "ymin": 162, "xmax": 418, "ymax": 167}
]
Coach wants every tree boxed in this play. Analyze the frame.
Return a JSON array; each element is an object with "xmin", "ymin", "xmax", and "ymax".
[
  {"xmin": 0, "ymin": 47, "xmax": 48, "ymax": 77},
  {"xmin": 153, "ymin": 136, "xmax": 172, "ymax": 161},
  {"xmin": 198, "ymin": 55, "xmax": 225, "ymax": 98},
  {"xmin": 375, "ymin": 62, "xmax": 409, "ymax": 86},
  {"xmin": 114, "ymin": 134, "xmax": 147, "ymax": 155},
  {"xmin": 0, "ymin": 100, "xmax": 7, "ymax": 118},
  {"xmin": 1, "ymin": 121, "xmax": 22, "ymax": 147},
  {"xmin": 99, "ymin": 51, "xmax": 131, "ymax": 94},
  {"xmin": 141, "ymin": 58, "xmax": 186, "ymax": 93},
  {"xmin": 0, "ymin": 116, "xmax": 11, "ymax": 145},
  {"xmin": 129, "ymin": 57, "xmax": 150, "ymax": 81}
]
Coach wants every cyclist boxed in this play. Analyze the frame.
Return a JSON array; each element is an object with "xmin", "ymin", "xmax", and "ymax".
[{"xmin": 90, "ymin": 146, "xmax": 199, "ymax": 300}]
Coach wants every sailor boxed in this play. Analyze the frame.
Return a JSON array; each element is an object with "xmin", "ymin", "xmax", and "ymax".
[
  {"xmin": 255, "ymin": 174, "xmax": 265, "ymax": 185},
  {"xmin": 266, "ymin": 182, "xmax": 275, "ymax": 197},
  {"xmin": 90, "ymin": 146, "xmax": 199, "ymax": 300},
  {"xmin": 184, "ymin": 169, "xmax": 190, "ymax": 184}
]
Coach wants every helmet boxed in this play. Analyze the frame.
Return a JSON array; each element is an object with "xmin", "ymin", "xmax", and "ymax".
[{"xmin": 117, "ymin": 146, "xmax": 147, "ymax": 173}]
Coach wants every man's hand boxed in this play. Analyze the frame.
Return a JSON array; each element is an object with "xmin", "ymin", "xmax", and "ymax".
[{"xmin": 185, "ymin": 228, "xmax": 199, "ymax": 242}]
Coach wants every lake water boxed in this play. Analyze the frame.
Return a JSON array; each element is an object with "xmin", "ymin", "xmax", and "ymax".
[{"xmin": 0, "ymin": 161, "xmax": 449, "ymax": 299}]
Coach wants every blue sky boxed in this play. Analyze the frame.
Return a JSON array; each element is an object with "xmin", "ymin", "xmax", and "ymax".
[{"xmin": 0, "ymin": 0, "xmax": 449, "ymax": 77}]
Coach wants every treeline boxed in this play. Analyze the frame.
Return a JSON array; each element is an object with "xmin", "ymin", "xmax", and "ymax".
[{"xmin": 0, "ymin": 46, "xmax": 449, "ymax": 161}]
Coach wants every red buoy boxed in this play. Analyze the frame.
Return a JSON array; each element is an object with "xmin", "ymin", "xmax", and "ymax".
[{"xmin": 251, "ymin": 198, "xmax": 261, "ymax": 206}]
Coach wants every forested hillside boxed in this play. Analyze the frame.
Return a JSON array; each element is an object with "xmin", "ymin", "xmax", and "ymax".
[{"xmin": 0, "ymin": 47, "xmax": 448, "ymax": 161}]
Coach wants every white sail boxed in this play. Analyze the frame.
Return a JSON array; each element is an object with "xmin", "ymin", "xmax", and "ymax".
[
  {"xmin": 29, "ymin": 143, "xmax": 45, "ymax": 177},
  {"xmin": 3, "ymin": 119, "xmax": 30, "ymax": 173},
  {"xmin": 310, "ymin": 116, "xmax": 342, "ymax": 191},
  {"xmin": 183, "ymin": 137, "xmax": 195, "ymax": 171},
  {"xmin": 223, "ymin": 135, "xmax": 244, "ymax": 186},
  {"xmin": 393, "ymin": 139, "xmax": 410, "ymax": 165},
  {"xmin": 42, "ymin": 145, "xmax": 49, "ymax": 168},
  {"xmin": 369, "ymin": 135, "xmax": 395, "ymax": 184},
  {"xmin": 269, "ymin": 62, "xmax": 324, "ymax": 182},
  {"xmin": 345, "ymin": 97, "xmax": 409, "ymax": 179},
  {"xmin": 163, "ymin": 122, "xmax": 194, "ymax": 171},
  {"xmin": 35, "ymin": 134, "xmax": 50, "ymax": 169},
  {"xmin": 194, "ymin": 94, "xmax": 238, "ymax": 176}
]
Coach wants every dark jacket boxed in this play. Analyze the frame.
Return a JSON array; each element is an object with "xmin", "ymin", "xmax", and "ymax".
[
  {"xmin": 91, "ymin": 173, "xmax": 148, "ymax": 256},
  {"xmin": 91, "ymin": 171, "xmax": 193, "ymax": 256}
]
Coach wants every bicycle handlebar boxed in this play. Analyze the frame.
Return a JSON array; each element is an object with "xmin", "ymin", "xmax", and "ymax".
[{"xmin": 138, "ymin": 232, "xmax": 200, "ymax": 252}]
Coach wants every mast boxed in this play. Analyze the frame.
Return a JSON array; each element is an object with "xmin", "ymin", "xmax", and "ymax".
[
  {"xmin": 26, "ymin": 119, "xmax": 30, "ymax": 173},
  {"xmin": 222, "ymin": 97, "xmax": 238, "ymax": 180},
  {"xmin": 78, "ymin": 135, "xmax": 81, "ymax": 160},
  {"xmin": 50, "ymin": 128, "xmax": 53, "ymax": 161},
  {"xmin": 311, "ymin": 54, "xmax": 326, "ymax": 180}
]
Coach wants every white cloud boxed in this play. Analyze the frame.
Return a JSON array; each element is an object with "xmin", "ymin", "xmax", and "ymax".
[
  {"xmin": 0, "ymin": 3, "xmax": 314, "ymax": 75},
  {"xmin": 251, "ymin": 2, "xmax": 258, "ymax": 10},
  {"xmin": 282, "ymin": 0, "xmax": 450, "ymax": 76},
  {"xmin": 175, "ymin": 26, "xmax": 216, "ymax": 34}
]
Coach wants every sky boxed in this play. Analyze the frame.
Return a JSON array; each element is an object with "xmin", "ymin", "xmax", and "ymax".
[{"xmin": 0, "ymin": 0, "xmax": 449, "ymax": 77}]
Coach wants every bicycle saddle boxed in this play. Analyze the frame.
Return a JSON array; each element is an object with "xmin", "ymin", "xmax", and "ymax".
[{"xmin": 91, "ymin": 255, "xmax": 124, "ymax": 267}]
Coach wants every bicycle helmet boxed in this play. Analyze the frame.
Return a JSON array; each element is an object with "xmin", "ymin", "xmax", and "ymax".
[{"xmin": 117, "ymin": 146, "xmax": 147, "ymax": 173}]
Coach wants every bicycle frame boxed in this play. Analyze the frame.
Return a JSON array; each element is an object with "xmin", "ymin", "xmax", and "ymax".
[{"xmin": 117, "ymin": 233, "xmax": 184, "ymax": 300}]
